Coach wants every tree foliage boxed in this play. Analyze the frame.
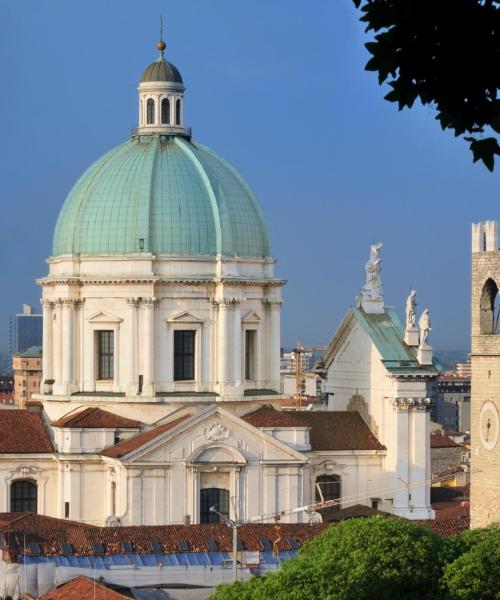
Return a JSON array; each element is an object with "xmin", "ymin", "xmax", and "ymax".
[
  {"xmin": 209, "ymin": 517, "xmax": 446, "ymax": 600},
  {"xmin": 353, "ymin": 0, "xmax": 500, "ymax": 170},
  {"xmin": 442, "ymin": 526, "xmax": 500, "ymax": 600}
]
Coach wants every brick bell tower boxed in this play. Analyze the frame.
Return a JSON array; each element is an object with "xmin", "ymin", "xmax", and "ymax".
[{"xmin": 471, "ymin": 220, "xmax": 500, "ymax": 527}]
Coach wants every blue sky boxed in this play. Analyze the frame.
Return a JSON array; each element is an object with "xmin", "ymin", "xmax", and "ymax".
[{"xmin": 1, "ymin": 0, "xmax": 499, "ymax": 352}]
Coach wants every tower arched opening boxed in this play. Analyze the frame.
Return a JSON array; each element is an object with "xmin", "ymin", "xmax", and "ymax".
[{"xmin": 480, "ymin": 278, "xmax": 500, "ymax": 334}]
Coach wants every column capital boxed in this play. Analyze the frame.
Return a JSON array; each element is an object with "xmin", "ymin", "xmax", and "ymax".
[
  {"xmin": 213, "ymin": 296, "xmax": 244, "ymax": 307},
  {"xmin": 141, "ymin": 297, "xmax": 157, "ymax": 309},
  {"xmin": 127, "ymin": 297, "xmax": 142, "ymax": 307},
  {"xmin": 392, "ymin": 397, "xmax": 431, "ymax": 411},
  {"xmin": 40, "ymin": 299, "xmax": 55, "ymax": 308},
  {"xmin": 263, "ymin": 298, "xmax": 282, "ymax": 309}
]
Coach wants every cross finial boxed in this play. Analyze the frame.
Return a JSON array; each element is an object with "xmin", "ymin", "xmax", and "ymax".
[{"xmin": 157, "ymin": 16, "xmax": 166, "ymax": 56}]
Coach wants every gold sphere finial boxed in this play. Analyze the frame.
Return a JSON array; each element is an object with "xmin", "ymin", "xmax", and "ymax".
[{"xmin": 157, "ymin": 40, "xmax": 166, "ymax": 52}]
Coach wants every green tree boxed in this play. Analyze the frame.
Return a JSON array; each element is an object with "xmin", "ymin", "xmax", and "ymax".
[
  {"xmin": 209, "ymin": 517, "xmax": 446, "ymax": 600},
  {"xmin": 353, "ymin": 0, "xmax": 500, "ymax": 171},
  {"xmin": 442, "ymin": 526, "xmax": 500, "ymax": 600}
]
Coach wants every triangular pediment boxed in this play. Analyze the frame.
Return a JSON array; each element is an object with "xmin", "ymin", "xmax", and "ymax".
[
  {"xmin": 87, "ymin": 311, "xmax": 123, "ymax": 323},
  {"xmin": 117, "ymin": 405, "xmax": 307, "ymax": 464},
  {"xmin": 166, "ymin": 310, "xmax": 204, "ymax": 324},
  {"xmin": 242, "ymin": 311, "xmax": 261, "ymax": 323}
]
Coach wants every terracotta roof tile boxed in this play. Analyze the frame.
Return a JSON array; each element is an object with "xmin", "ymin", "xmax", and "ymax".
[
  {"xmin": 101, "ymin": 415, "xmax": 190, "ymax": 458},
  {"xmin": 431, "ymin": 433, "xmax": 460, "ymax": 448},
  {"xmin": 52, "ymin": 407, "xmax": 141, "ymax": 429},
  {"xmin": 298, "ymin": 411, "xmax": 386, "ymax": 451},
  {"xmin": 0, "ymin": 410, "xmax": 53, "ymax": 453},
  {"xmin": 2, "ymin": 518, "xmax": 325, "ymax": 557},
  {"xmin": 41, "ymin": 575, "xmax": 129, "ymax": 600},
  {"xmin": 0, "ymin": 512, "xmax": 95, "ymax": 532},
  {"xmin": 418, "ymin": 517, "xmax": 470, "ymax": 537},
  {"xmin": 241, "ymin": 405, "xmax": 307, "ymax": 427}
]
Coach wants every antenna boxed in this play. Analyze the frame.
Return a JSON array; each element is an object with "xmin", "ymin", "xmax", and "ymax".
[{"xmin": 160, "ymin": 15, "xmax": 164, "ymax": 43}]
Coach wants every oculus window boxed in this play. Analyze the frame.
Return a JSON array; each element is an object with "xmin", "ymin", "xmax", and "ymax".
[{"xmin": 174, "ymin": 330, "xmax": 195, "ymax": 381}]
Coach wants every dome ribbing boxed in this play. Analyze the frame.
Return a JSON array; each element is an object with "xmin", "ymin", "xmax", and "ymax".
[{"xmin": 52, "ymin": 136, "xmax": 271, "ymax": 259}]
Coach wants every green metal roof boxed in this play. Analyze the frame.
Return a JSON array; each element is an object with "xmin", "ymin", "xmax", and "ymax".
[
  {"xmin": 15, "ymin": 346, "xmax": 42, "ymax": 358},
  {"xmin": 52, "ymin": 135, "xmax": 271, "ymax": 258},
  {"xmin": 140, "ymin": 57, "xmax": 183, "ymax": 83},
  {"xmin": 352, "ymin": 307, "xmax": 440, "ymax": 375}
]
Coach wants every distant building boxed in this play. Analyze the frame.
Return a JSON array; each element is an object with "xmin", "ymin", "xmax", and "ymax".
[
  {"xmin": 432, "ymin": 375, "xmax": 471, "ymax": 432},
  {"xmin": 0, "ymin": 375, "xmax": 14, "ymax": 404},
  {"xmin": 13, "ymin": 346, "xmax": 42, "ymax": 407},
  {"xmin": 456, "ymin": 361, "xmax": 471, "ymax": 378},
  {"xmin": 281, "ymin": 373, "xmax": 321, "ymax": 397},
  {"xmin": 9, "ymin": 304, "xmax": 42, "ymax": 355},
  {"xmin": 281, "ymin": 350, "xmax": 313, "ymax": 373}
]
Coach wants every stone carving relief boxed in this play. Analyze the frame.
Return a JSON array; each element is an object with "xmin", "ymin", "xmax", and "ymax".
[{"xmin": 204, "ymin": 422, "xmax": 230, "ymax": 442}]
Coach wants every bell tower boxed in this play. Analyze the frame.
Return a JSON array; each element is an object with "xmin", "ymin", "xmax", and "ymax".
[{"xmin": 471, "ymin": 220, "xmax": 500, "ymax": 527}]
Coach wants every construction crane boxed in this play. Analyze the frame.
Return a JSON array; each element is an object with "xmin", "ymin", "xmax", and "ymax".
[{"xmin": 293, "ymin": 340, "xmax": 327, "ymax": 410}]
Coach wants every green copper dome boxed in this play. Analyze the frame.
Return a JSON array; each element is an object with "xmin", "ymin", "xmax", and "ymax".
[
  {"xmin": 140, "ymin": 57, "xmax": 183, "ymax": 83},
  {"xmin": 52, "ymin": 136, "xmax": 271, "ymax": 258}
]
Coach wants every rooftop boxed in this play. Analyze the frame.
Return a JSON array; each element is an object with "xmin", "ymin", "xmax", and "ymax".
[
  {"xmin": 14, "ymin": 345, "xmax": 42, "ymax": 358},
  {"xmin": 241, "ymin": 405, "xmax": 308, "ymax": 428},
  {"xmin": 101, "ymin": 415, "xmax": 190, "ymax": 458},
  {"xmin": 41, "ymin": 575, "xmax": 129, "ymax": 600},
  {"xmin": 298, "ymin": 411, "xmax": 386, "ymax": 452},
  {"xmin": 0, "ymin": 410, "xmax": 53, "ymax": 453},
  {"xmin": 430, "ymin": 433, "xmax": 460, "ymax": 448},
  {"xmin": 52, "ymin": 407, "xmax": 142, "ymax": 429}
]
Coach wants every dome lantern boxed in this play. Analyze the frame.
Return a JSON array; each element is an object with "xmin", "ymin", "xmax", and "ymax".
[{"xmin": 137, "ymin": 32, "xmax": 188, "ymax": 137}]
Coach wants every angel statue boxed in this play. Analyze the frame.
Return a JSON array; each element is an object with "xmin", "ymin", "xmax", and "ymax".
[
  {"xmin": 406, "ymin": 290, "xmax": 417, "ymax": 329},
  {"xmin": 418, "ymin": 309, "xmax": 432, "ymax": 347},
  {"xmin": 364, "ymin": 242, "xmax": 384, "ymax": 298}
]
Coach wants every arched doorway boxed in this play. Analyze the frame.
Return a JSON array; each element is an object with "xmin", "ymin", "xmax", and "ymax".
[
  {"xmin": 11, "ymin": 479, "xmax": 37, "ymax": 512},
  {"xmin": 200, "ymin": 488, "xmax": 229, "ymax": 524}
]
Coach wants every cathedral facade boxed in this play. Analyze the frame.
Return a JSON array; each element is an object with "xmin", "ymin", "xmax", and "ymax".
[{"xmin": 0, "ymin": 38, "xmax": 436, "ymax": 527}]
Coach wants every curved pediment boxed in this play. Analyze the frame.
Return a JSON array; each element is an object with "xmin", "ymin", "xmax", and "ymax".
[{"xmin": 188, "ymin": 443, "xmax": 246, "ymax": 465}]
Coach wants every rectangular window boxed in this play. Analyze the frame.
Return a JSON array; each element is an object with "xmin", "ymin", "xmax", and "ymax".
[
  {"xmin": 65, "ymin": 501, "xmax": 70, "ymax": 518},
  {"xmin": 174, "ymin": 330, "xmax": 195, "ymax": 381},
  {"xmin": 245, "ymin": 330, "xmax": 256, "ymax": 380},
  {"xmin": 98, "ymin": 330, "xmax": 114, "ymax": 380}
]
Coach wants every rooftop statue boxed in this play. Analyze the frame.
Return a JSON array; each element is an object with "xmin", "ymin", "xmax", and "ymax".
[
  {"xmin": 364, "ymin": 242, "xmax": 384, "ymax": 300},
  {"xmin": 419, "ymin": 309, "xmax": 432, "ymax": 347},
  {"xmin": 406, "ymin": 290, "xmax": 417, "ymax": 329}
]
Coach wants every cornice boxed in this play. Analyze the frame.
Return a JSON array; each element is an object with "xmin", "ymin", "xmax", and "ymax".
[{"xmin": 38, "ymin": 276, "xmax": 286, "ymax": 287}]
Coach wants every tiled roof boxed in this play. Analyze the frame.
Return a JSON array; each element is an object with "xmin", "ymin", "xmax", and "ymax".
[
  {"xmin": 298, "ymin": 411, "xmax": 386, "ymax": 451},
  {"xmin": 321, "ymin": 504, "xmax": 391, "ymax": 521},
  {"xmin": 41, "ymin": 575, "xmax": 129, "ymax": 600},
  {"xmin": 52, "ymin": 407, "xmax": 141, "ymax": 429},
  {"xmin": 101, "ymin": 415, "xmax": 190, "ymax": 458},
  {"xmin": 6, "ymin": 521, "xmax": 326, "ymax": 557},
  {"xmin": 241, "ymin": 405, "xmax": 307, "ymax": 427},
  {"xmin": 0, "ymin": 512, "xmax": 95, "ymax": 532},
  {"xmin": 418, "ymin": 517, "xmax": 470, "ymax": 537},
  {"xmin": 0, "ymin": 410, "xmax": 53, "ymax": 453},
  {"xmin": 431, "ymin": 485, "xmax": 470, "ymax": 520},
  {"xmin": 431, "ymin": 433, "xmax": 460, "ymax": 448}
]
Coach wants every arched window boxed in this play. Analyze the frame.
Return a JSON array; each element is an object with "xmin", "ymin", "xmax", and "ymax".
[
  {"xmin": 315, "ymin": 475, "xmax": 341, "ymax": 509},
  {"xmin": 175, "ymin": 99, "xmax": 181, "ymax": 126},
  {"xmin": 200, "ymin": 488, "xmax": 229, "ymax": 523},
  {"xmin": 146, "ymin": 99, "xmax": 155, "ymax": 125},
  {"xmin": 480, "ymin": 278, "xmax": 500, "ymax": 334},
  {"xmin": 161, "ymin": 98, "xmax": 170, "ymax": 124},
  {"xmin": 11, "ymin": 479, "xmax": 37, "ymax": 512}
]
